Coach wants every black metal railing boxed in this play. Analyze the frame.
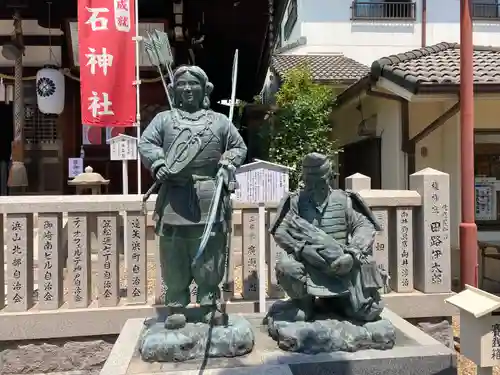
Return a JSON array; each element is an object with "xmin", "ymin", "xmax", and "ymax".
[
  {"xmin": 472, "ymin": 2, "xmax": 500, "ymax": 20},
  {"xmin": 283, "ymin": 0, "xmax": 298, "ymax": 40},
  {"xmin": 351, "ymin": 1, "xmax": 416, "ymax": 20}
]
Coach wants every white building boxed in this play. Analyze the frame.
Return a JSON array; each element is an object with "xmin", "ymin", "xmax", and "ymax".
[
  {"xmin": 262, "ymin": 0, "xmax": 500, "ymax": 101},
  {"xmin": 262, "ymin": 0, "xmax": 500, "ymax": 276},
  {"xmin": 274, "ymin": 0, "xmax": 500, "ymax": 65}
]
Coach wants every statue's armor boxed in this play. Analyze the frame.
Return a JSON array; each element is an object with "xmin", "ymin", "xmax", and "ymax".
[
  {"xmin": 155, "ymin": 109, "xmax": 228, "ymax": 226},
  {"xmin": 291, "ymin": 189, "xmax": 351, "ymax": 297},
  {"xmin": 297, "ymin": 189, "xmax": 349, "ymax": 245}
]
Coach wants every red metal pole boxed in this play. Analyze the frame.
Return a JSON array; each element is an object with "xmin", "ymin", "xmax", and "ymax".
[{"xmin": 459, "ymin": 0, "xmax": 478, "ymax": 288}]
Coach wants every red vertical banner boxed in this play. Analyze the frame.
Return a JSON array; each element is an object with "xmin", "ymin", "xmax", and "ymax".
[{"xmin": 78, "ymin": 0, "xmax": 136, "ymax": 127}]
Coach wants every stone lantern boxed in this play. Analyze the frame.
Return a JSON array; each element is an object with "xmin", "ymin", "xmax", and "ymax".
[{"xmin": 68, "ymin": 166, "xmax": 109, "ymax": 195}]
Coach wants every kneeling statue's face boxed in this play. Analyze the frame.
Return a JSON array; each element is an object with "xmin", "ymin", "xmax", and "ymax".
[{"xmin": 303, "ymin": 169, "xmax": 330, "ymax": 195}]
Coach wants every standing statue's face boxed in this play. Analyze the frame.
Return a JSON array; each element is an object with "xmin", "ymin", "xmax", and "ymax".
[{"xmin": 174, "ymin": 72, "xmax": 204, "ymax": 109}]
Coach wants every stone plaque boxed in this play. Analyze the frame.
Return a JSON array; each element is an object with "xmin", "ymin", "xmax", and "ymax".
[
  {"xmin": 126, "ymin": 212, "xmax": 147, "ymax": 304},
  {"xmin": 372, "ymin": 208, "xmax": 389, "ymax": 281},
  {"xmin": 390, "ymin": 207, "xmax": 414, "ymax": 292},
  {"xmin": 38, "ymin": 214, "xmax": 63, "ymax": 310},
  {"xmin": 97, "ymin": 214, "xmax": 119, "ymax": 307},
  {"xmin": 410, "ymin": 168, "xmax": 451, "ymax": 293},
  {"xmin": 5, "ymin": 214, "xmax": 34, "ymax": 312},
  {"xmin": 242, "ymin": 209, "xmax": 259, "ymax": 300},
  {"xmin": 67, "ymin": 214, "xmax": 92, "ymax": 308}
]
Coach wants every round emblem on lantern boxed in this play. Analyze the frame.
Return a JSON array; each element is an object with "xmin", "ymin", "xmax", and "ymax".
[{"xmin": 36, "ymin": 77, "xmax": 56, "ymax": 97}]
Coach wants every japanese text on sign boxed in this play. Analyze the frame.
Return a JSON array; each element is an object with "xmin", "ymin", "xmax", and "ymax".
[
  {"xmin": 493, "ymin": 323, "xmax": 500, "ymax": 360},
  {"xmin": 245, "ymin": 215, "xmax": 258, "ymax": 294},
  {"xmin": 71, "ymin": 216, "xmax": 85, "ymax": 303},
  {"xmin": 10, "ymin": 219, "xmax": 24, "ymax": 304},
  {"xmin": 429, "ymin": 180, "xmax": 446, "ymax": 285},
  {"xmin": 101, "ymin": 219, "xmax": 113, "ymax": 299},
  {"xmin": 130, "ymin": 217, "xmax": 142, "ymax": 298},
  {"xmin": 399, "ymin": 210, "xmax": 410, "ymax": 288},
  {"xmin": 42, "ymin": 220, "xmax": 55, "ymax": 302},
  {"xmin": 78, "ymin": 0, "xmax": 136, "ymax": 126}
]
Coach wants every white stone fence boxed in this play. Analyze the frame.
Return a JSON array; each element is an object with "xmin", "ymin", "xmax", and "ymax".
[{"xmin": 0, "ymin": 168, "xmax": 454, "ymax": 341}]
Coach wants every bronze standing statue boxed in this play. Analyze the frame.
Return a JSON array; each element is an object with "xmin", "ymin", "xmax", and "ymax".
[{"xmin": 138, "ymin": 65, "xmax": 247, "ymax": 329}]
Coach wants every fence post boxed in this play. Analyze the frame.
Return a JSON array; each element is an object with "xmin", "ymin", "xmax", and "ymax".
[
  {"xmin": 389, "ymin": 207, "xmax": 414, "ymax": 292},
  {"xmin": 38, "ymin": 213, "xmax": 64, "ymax": 310},
  {"xmin": 96, "ymin": 213, "xmax": 119, "ymax": 307},
  {"xmin": 345, "ymin": 173, "xmax": 371, "ymax": 192},
  {"xmin": 242, "ymin": 206, "xmax": 260, "ymax": 300},
  {"xmin": 258, "ymin": 203, "xmax": 266, "ymax": 313},
  {"xmin": 126, "ymin": 212, "xmax": 147, "ymax": 305},
  {"xmin": 410, "ymin": 168, "xmax": 451, "ymax": 293},
  {"xmin": 5, "ymin": 213, "xmax": 34, "ymax": 312}
]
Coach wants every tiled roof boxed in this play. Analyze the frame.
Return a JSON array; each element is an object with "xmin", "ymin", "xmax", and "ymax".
[
  {"xmin": 270, "ymin": 54, "xmax": 369, "ymax": 83},
  {"xmin": 371, "ymin": 42, "xmax": 500, "ymax": 88},
  {"xmin": 336, "ymin": 42, "xmax": 500, "ymax": 105}
]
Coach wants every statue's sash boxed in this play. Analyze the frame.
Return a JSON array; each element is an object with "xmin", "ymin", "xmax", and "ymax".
[{"xmin": 164, "ymin": 111, "xmax": 219, "ymax": 175}]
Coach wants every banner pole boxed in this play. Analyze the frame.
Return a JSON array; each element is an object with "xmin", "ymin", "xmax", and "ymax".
[{"xmin": 133, "ymin": 0, "xmax": 142, "ymax": 195}]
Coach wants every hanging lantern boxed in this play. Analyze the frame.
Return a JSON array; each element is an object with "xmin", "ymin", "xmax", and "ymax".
[{"xmin": 36, "ymin": 65, "xmax": 64, "ymax": 115}]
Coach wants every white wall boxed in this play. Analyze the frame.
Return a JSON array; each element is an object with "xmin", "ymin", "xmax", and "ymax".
[{"xmin": 277, "ymin": 0, "xmax": 500, "ymax": 65}]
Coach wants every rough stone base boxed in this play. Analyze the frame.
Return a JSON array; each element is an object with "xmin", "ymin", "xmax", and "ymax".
[
  {"xmin": 407, "ymin": 316, "xmax": 453, "ymax": 349},
  {"xmin": 266, "ymin": 299, "xmax": 396, "ymax": 354},
  {"xmin": 138, "ymin": 315, "xmax": 255, "ymax": 362},
  {"xmin": 268, "ymin": 318, "xmax": 396, "ymax": 353}
]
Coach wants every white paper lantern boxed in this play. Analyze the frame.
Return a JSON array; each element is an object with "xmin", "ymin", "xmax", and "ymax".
[{"xmin": 36, "ymin": 66, "xmax": 65, "ymax": 115}]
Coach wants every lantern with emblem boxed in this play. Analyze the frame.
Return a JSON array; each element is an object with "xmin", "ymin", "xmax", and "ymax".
[{"xmin": 36, "ymin": 64, "xmax": 64, "ymax": 115}]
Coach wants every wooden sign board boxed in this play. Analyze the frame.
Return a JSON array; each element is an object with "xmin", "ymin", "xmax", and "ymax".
[
  {"xmin": 235, "ymin": 159, "xmax": 292, "ymax": 203},
  {"xmin": 446, "ymin": 285, "xmax": 500, "ymax": 367},
  {"xmin": 109, "ymin": 134, "xmax": 137, "ymax": 161}
]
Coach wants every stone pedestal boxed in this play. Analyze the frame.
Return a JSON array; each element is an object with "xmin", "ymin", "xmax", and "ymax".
[
  {"xmin": 99, "ymin": 310, "xmax": 457, "ymax": 375},
  {"xmin": 139, "ymin": 314, "xmax": 255, "ymax": 362}
]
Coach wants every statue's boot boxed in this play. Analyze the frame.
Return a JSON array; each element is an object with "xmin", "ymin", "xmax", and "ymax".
[
  {"xmin": 165, "ymin": 306, "xmax": 187, "ymax": 330},
  {"xmin": 201, "ymin": 304, "xmax": 227, "ymax": 326},
  {"xmin": 287, "ymin": 296, "xmax": 315, "ymax": 322}
]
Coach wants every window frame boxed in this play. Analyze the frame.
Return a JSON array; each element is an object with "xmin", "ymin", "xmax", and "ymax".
[
  {"xmin": 283, "ymin": 0, "xmax": 298, "ymax": 41},
  {"xmin": 350, "ymin": 0, "xmax": 417, "ymax": 21}
]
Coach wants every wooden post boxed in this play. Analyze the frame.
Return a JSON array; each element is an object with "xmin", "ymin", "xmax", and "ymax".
[{"xmin": 8, "ymin": 11, "xmax": 28, "ymax": 192}]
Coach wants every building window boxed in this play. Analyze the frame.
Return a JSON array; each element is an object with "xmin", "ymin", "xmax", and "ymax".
[
  {"xmin": 472, "ymin": 0, "xmax": 500, "ymax": 20},
  {"xmin": 351, "ymin": 0, "xmax": 416, "ymax": 20},
  {"xmin": 23, "ymin": 82, "xmax": 58, "ymax": 144},
  {"xmin": 283, "ymin": 0, "xmax": 297, "ymax": 40},
  {"xmin": 475, "ymin": 132, "xmax": 500, "ymax": 223},
  {"xmin": 275, "ymin": 31, "xmax": 282, "ymax": 50}
]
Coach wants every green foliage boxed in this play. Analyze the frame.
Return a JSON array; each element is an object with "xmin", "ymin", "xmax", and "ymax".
[{"xmin": 269, "ymin": 65, "xmax": 337, "ymax": 188}]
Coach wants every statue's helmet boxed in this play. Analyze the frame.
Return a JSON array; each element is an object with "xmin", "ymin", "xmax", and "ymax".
[{"xmin": 302, "ymin": 153, "xmax": 332, "ymax": 177}]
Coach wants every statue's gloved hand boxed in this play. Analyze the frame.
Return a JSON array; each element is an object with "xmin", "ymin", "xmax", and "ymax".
[
  {"xmin": 217, "ymin": 161, "xmax": 236, "ymax": 189},
  {"xmin": 155, "ymin": 165, "xmax": 170, "ymax": 182},
  {"xmin": 218, "ymin": 158, "xmax": 233, "ymax": 169},
  {"xmin": 330, "ymin": 253, "xmax": 354, "ymax": 276}
]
